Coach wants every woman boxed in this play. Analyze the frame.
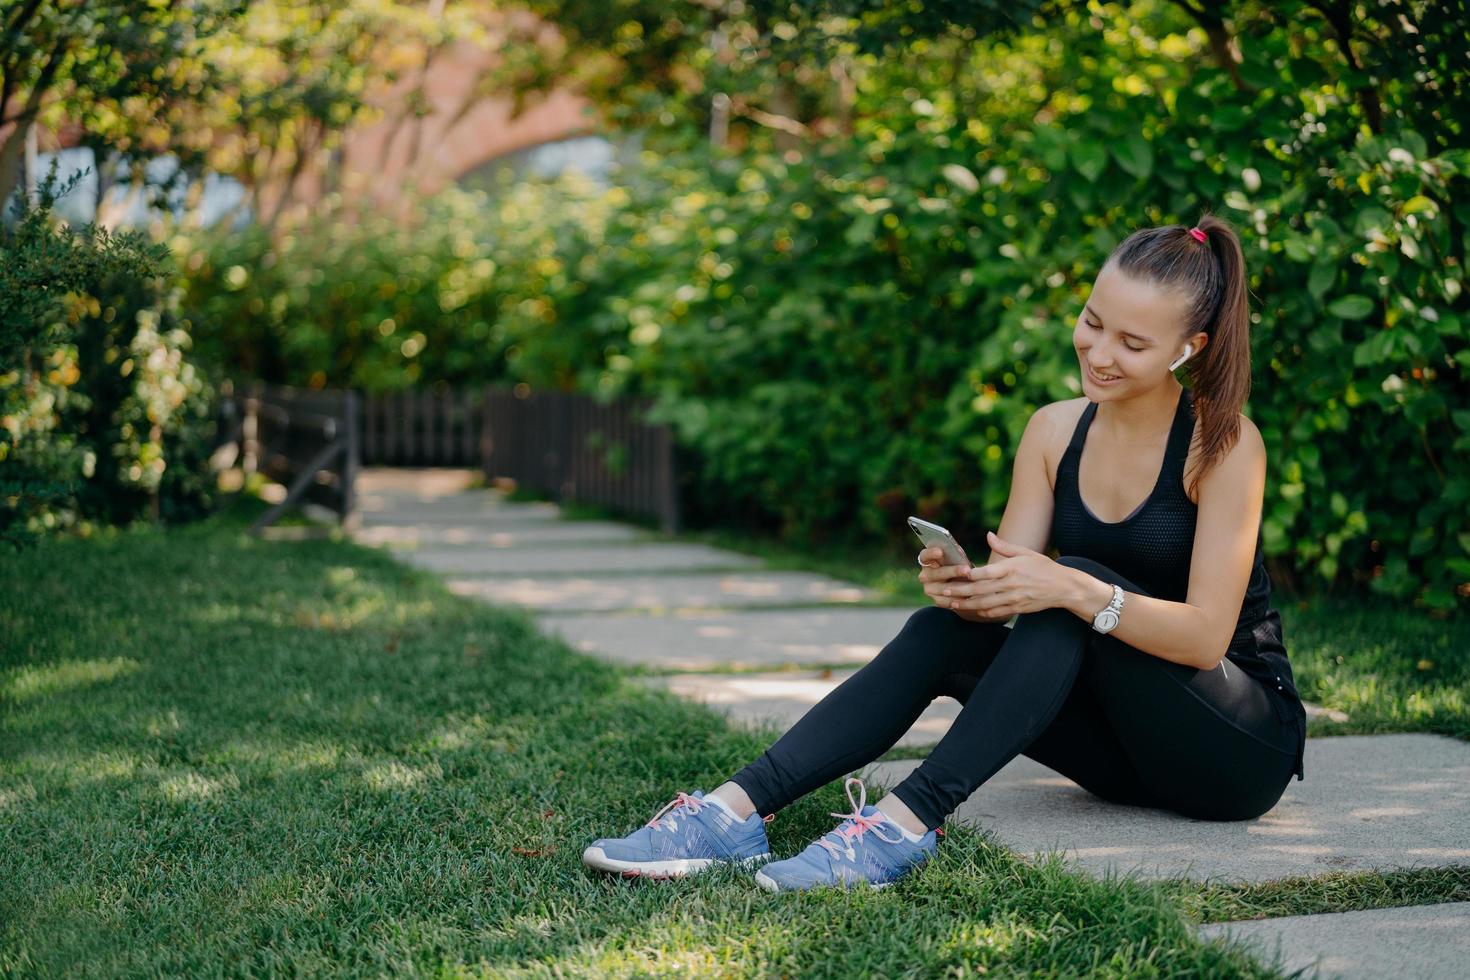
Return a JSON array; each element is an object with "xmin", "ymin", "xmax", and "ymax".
[{"xmin": 581, "ymin": 215, "xmax": 1308, "ymax": 893}]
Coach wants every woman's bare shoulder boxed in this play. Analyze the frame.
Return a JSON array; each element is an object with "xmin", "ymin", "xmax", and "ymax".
[
  {"xmin": 1043, "ymin": 397, "xmax": 1091, "ymax": 424},
  {"xmin": 1034, "ymin": 399, "xmax": 1093, "ymax": 440},
  {"xmin": 1031, "ymin": 398, "xmax": 1089, "ymax": 483}
]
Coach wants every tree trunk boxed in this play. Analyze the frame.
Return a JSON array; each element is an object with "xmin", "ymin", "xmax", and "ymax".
[
  {"xmin": 0, "ymin": 129, "xmax": 24, "ymax": 210},
  {"xmin": 769, "ymin": 78, "xmax": 801, "ymax": 155}
]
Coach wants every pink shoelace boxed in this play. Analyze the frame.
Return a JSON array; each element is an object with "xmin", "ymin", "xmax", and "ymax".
[
  {"xmin": 816, "ymin": 776, "xmax": 906, "ymax": 859},
  {"xmin": 645, "ymin": 791, "xmax": 776, "ymax": 833}
]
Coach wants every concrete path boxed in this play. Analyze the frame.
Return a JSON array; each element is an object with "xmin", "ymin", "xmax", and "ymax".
[
  {"xmin": 348, "ymin": 468, "xmax": 1466, "ymax": 977},
  {"xmin": 389, "ymin": 542, "xmax": 766, "ymax": 576},
  {"xmin": 1197, "ymin": 902, "xmax": 1470, "ymax": 980},
  {"xmin": 538, "ymin": 607, "xmax": 914, "ymax": 670},
  {"xmin": 443, "ymin": 570, "xmax": 876, "ymax": 613},
  {"xmin": 642, "ymin": 669, "xmax": 962, "ymax": 748},
  {"xmin": 858, "ymin": 733, "xmax": 1470, "ymax": 883}
]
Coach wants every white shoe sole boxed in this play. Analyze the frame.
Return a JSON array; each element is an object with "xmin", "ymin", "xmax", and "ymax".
[
  {"xmin": 754, "ymin": 868, "xmax": 893, "ymax": 893},
  {"xmin": 582, "ymin": 846, "xmax": 773, "ymax": 879}
]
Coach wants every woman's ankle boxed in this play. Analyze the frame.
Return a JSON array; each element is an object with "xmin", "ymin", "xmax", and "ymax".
[
  {"xmin": 709, "ymin": 781, "xmax": 759, "ymax": 821},
  {"xmin": 874, "ymin": 792, "xmax": 930, "ymax": 838}
]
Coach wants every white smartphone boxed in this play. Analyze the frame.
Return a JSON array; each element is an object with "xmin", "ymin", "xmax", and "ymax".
[{"xmin": 908, "ymin": 516, "xmax": 970, "ymax": 567}]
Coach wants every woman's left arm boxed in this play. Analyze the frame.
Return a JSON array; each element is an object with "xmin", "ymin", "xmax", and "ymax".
[{"xmin": 1060, "ymin": 418, "xmax": 1268, "ymax": 671}]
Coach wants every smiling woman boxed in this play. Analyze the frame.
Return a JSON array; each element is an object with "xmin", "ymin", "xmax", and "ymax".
[{"xmin": 582, "ymin": 213, "xmax": 1310, "ymax": 895}]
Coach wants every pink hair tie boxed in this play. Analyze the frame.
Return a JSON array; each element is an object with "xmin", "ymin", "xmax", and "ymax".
[{"xmin": 1188, "ymin": 227, "xmax": 1208, "ymax": 243}]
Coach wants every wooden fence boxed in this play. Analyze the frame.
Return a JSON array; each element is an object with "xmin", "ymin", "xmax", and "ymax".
[
  {"xmin": 219, "ymin": 382, "xmax": 680, "ymax": 534},
  {"xmin": 216, "ymin": 381, "xmax": 360, "ymax": 533},
  {"xmin": 482, "ymin": 386, "xmax": 679, "ymax": 534},
  {"xmin": 361, "ymin": 387, "xmax": 484, "ymax": 467}
]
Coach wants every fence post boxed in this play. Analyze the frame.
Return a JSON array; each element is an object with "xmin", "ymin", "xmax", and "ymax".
[
  {"xmin": 403, "ymin": 388, "xmax": 416, "ymax": 465},
  {"xmin": 242, "ymin": 381, "xmax": 261, "ymax": 476},
  {"xmin": 480, "ymin": 385, "xmax": 497, "ymax": 482},
  {"xmin": 547, "ymin": 391, "xmax": 565, "ymax": 501},
  {"xmin": 657, "ymin": 414, "xmax": 679, "ymax": 534},
  {"xmin": 342, "ymin": 389, "xmax": 360, "ymax": 530}
]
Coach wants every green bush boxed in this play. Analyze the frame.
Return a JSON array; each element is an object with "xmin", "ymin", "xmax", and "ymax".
[
  {"xmin": 174, "ymin": 178, "xmax": 601, "ymax": 392},
  {"xmin": 179, "ymin": 3, "xmax": 1469, "ymax": 610},
  {"xmin": 0, "ymin": 173, "xmax": 218, "ymax": 547}
]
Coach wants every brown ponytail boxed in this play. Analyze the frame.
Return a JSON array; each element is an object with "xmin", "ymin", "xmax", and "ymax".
[{"xmin": 1103, "ymin": 211, "xmax": 1253, "ymax": 500}]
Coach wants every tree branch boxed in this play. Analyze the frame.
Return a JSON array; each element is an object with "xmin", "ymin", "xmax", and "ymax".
[
  {"xmin": 2, "ymin": 0, "xmax": 45, "ymax": 48},
  {"xmin": 1303, "ymin": 0, "xmax": 1384, "ymax": 133},
  {"xmin": 1167, "ymin": 0, "xmax": 1255, "ymax": 95}
]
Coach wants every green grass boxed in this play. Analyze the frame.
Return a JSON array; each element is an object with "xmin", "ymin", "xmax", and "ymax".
[
  {"xmin": 3, "ymin": 492, "xmax": 1466, "ymax": 976},
  {"xmin": 0, "ymin": 498, "xmax": 1282, "ymax": 976}
]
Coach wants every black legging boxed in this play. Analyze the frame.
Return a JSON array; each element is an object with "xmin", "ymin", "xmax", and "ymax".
[{"xmin": 730, "ymin": 556, "xmax": 1300, "ymax": 831}]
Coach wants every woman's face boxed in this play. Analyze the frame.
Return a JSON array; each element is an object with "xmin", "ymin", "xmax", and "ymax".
[{"xmin": 1072, "ymin": 265, "xmax": 1194, "ymax": 396}]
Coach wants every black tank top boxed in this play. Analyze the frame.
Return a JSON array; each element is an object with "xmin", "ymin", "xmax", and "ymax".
[{"xmin": 1051, "ymin": 385, "xmax": 1306, "ymax": 780}]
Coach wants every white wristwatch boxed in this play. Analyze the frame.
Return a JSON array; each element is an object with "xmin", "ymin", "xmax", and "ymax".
[{"xmin": 1091, "ymin": 584, "xmax": 1125, "ymax": 634}]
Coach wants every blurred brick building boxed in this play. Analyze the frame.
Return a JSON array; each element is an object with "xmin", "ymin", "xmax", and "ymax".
[
  {"xmin": 5, "ymin": 25, "xmax": 626, "ymax": 230},
  {"xmin": 296, "ymin": 35, "xmax": 623, "ymax": 221}
]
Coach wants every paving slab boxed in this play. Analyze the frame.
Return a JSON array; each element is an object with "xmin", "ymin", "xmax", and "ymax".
[
  {"xmin": 391, "ymin": 543, "xmax": 765, "ymax": 576},
  {"xmin": 634, "ymin": 670, "xmax": 960, "ymax": 748},
  {"xmin": 352, "ymin": 521, "xmax": 648, "ymax": 548},
  {"xmin": 356, "ymin": 501, "xmax": 565, "ymax": 524},
  {"xmin": 1196, "ymin": 902, "xmax": 1470, "ymax": 980},
  {"xmin": 855, "ymin": 733, "xmax": 1470, "ymax": 884},
  {"xmin": 534, "ymin": 606, "xmax": 920, "ymax": 669},
  {"xmin": 354, "ymin": 468, "xmax": 481, "ymax": 495},
  {"xmin": 443, "ymin": 571, "xmax": 877, "ymax": 611}
]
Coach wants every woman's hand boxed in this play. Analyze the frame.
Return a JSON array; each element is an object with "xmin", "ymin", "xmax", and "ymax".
[
  {"xmin": 936, "ymin": 532, "xmax": 1078, "ymax": 618},
  {"xmin": 916, "ymin": 546, "xmax": 974, "ymax": 610}
]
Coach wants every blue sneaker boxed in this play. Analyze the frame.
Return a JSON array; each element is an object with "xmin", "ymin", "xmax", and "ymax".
[
  {"xmin": 582, "ymin": 789, "xmax": 776, "ymax": 880},
  {"xmin": 754, "ymin": 777, "xmax": 939, "ymax": 893}
]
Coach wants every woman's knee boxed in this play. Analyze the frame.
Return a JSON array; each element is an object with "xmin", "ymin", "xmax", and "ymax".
[
  {"xmin": 908, "ymin": 604, "xmax": 957, "ymax": 629},
  {"xmin": 1053, "ymin": 555, "xmax": 1150, "ymax": 598},
  {"xmin": 1058, "ymin": 555, "xmax": 1111, "ymax": 578},
  {"xmin": 868, "ymin": 606, "xmax": 954, "ymax": 670},
  {"xmin": 902, "ymin": 604, "xmax": 985, "ymax": 642},
  {"xmin": 1079, "ymin": 630, "xmax": 1193, "ymax": 695},
  {"xmin": 887, "ymin": 606, "xmax": 1000, "ymax": 678}
]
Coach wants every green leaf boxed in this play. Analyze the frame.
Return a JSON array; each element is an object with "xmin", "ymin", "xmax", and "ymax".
[
  {"xmin": 1402, "ymin": 129, "xmax": 1429, "ymax": 161},
  {"xmin": 1307, "ymin": 260, "xmax": 1337, "ymax": 299},
  {"xmin": 1402, "ymin": 195, "xmax": 1437, "ymax": 215},
  {"xmin": 1237, "ymin": 53, "xmax": 1278, "ymax": 90},
  {"xmin": 1214, "ymin": 105, "xmax": 1249, "ymax": 131},
  {"xmin": 1353, "ymin": 206, "xmax": 1395, "ymax": 238},
  {"xmin": 1328, "ymin": 295, "xmax": 1376, "ymax": 320},
  {"xmin": 1299, "ymin": 443, "xmax": 1321, "ymax": 471},
  {"xmin": 845, "ymin": 212, "xmax": 878, "ymax": 247},
  {"xmin": 1111, "ymin": 133, "xmax": 1153, "ymax": 181},
  {"xmin": 1068, "ymin": 140, "xmax": 1109, "ymax": 183}
]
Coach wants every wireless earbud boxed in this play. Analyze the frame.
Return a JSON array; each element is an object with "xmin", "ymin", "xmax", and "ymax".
[{"xmin": 1169, "ymin": 344, "xmax": 1193, "ymax": 371}]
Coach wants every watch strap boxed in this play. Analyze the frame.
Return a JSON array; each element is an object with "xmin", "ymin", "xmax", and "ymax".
[{"xmin": 1091, "ymin": 584, "xmax": 1125, "ymax": 633}]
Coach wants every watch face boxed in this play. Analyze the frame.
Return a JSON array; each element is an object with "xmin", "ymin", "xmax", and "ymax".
[{"xmin": 1096, "ymin": 610, "xmax": 1120, "ymax": 631}]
